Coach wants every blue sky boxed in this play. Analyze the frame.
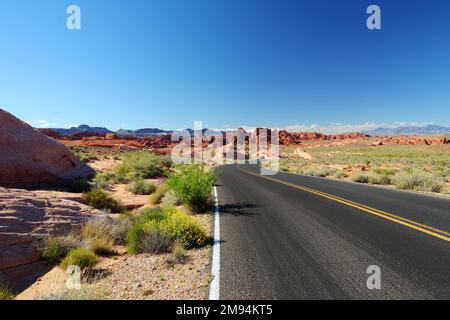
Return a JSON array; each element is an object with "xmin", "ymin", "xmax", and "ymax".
[{"xmin": 0, "ymin": 0, "xmax": 449, "ymax": 133}]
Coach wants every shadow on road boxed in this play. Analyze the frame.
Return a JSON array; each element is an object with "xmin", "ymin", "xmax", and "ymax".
[{"xmin": 219, "ymin": 202, "xmax": 258, "ymax": 217}]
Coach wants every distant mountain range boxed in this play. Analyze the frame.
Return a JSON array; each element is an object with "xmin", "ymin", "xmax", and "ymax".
[
  {"xmin": 116, "ymin": 128, "xmax": 171, "ymax": 137},
  {"xmin": 43, "ymin": 124, "xmax": 450, "ymax": 137},
  {"xmin": 362, "ymin": 125, "xmax": 450, "ymax": 136},
  {"xmin": 49, "ymin": 125, "xmax": 114, "ymax": 135}
]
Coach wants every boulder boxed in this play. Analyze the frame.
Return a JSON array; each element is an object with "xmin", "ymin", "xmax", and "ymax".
[
  {"xmin": 0, "ymin": 187, "xmax": 102, "ymax": 290},
  {"xmin": 0, "ymin": 109, "xmax": 95, "ymax": 188}
]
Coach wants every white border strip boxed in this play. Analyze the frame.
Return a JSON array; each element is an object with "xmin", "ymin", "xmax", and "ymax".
[{"xmin": 209, "ymin": 186, "xmax": 221, "ymax": 300}]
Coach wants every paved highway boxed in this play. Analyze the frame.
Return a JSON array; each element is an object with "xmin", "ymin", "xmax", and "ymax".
[{"xmin": 215, "ymin": 164, "xmax": 450, "ymax": 299}]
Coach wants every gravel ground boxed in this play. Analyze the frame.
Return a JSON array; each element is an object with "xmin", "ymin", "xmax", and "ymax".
[{"xmin": 97, "ymin": 212, "xmax": 213, "ymax": 300}]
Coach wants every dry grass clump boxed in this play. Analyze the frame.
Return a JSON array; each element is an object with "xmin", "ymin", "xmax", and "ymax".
[
  {"xmin": 127, "ymin": 207, "xmax": 208, "ymax": 254},
  {"xmin": 81, "ymin": 216, "xmax": 131, "ymax": 255},
  {"xmin": 41, "ymin": 234, "xmax": 81, "ymax": 262},
  {"xmin": 82, "ymin": 189, "xmax": 123, "ymax": 213},
  {"xmin": 393, "ymin": 170, "xmax": 445, "ymax": 193},
  {"xmin": 126, "ymin": 179, "xmax": 156, "ymax": 195},
  {"xmin": 60, "ymin": 248, "xmax": 98, "ymax": 271},
  {"xmin": 149, "ymin": 182, "xmax": 170, "ymax": 204}
]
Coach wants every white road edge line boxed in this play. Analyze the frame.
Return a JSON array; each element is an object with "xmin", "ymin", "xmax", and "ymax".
[{"xmin": 209, "ymin": 186, "xmax": 221, "ymax": 300}]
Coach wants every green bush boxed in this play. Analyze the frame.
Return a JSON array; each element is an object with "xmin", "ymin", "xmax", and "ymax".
[
  {"xmin": 127, "ymin": 222, "xmax": 172, "ymax": 254},
  {"xmin": 114, "ymin": 151, "xmax": 168, "ymax": 181},
  {"xmin": 312, "ymin": 167, "xmax": 338, "ymax": 177},
  {"xmin": 68, "ymin": 178, "xmax": 92, "ymax": 193},
  {"xmin": 82, "ymin": 189, "xmax": 122, "ymax": 213},
  {"xmin": 367, "ymin": 173, "xmax": 391, "ymax": 185},
  {"xmin": 138, "ymin": 207, "xmax": 170, "ymax": 222},
  {"xmin": 60, "ymin": 248, "xmax": 98, "ymax": 270},
  {"xmin": 393, "ymin": 170, "xmax": 444, "ymax": 193},
  {"xmin": 167, "ymin": 165, "xmax": 215, "ymax": 213},
  {"xmin": 0, "ymin": 284, "xmax": 14, "ymax": 300},
  {"xmin": 158, "ymin": 210, "xmax": 208, "ymax": 247},
  {"xmin": 92, "ymin": 173, "xmax": 113, "ymax": 189},
  {"xmin": 161, "ymin": 190, "xmax": 181, "ymax": 207},
  {"xmin": 352, "ymin": 172, "xmax": 369, "ymax": 183},
  {"xmin": 149, "ymin": 183, "xmax": 170, "ymax": 204},
  {"xmin": 127, "ymin": 208, "xmax": 207, "ymax": 254},
  {"xmin": 371, "ymin": 168, "xmax": 397, "ymax": 176},
  {"xmin": 333, "ymin": 170, "xmax": 347, "ymax": 179},
  {"xmin": 41, "ymin": 235, "xmax": 80, "ymax": 262},
  {"xmin": 126, "ymin": 179, "xmax": 156, "ymax": 195}
]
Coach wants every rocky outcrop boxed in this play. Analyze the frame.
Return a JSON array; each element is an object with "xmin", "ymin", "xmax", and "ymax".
[
  {"xmin": 375, "ymin": 135, "xmax": 450, "ymax": 145},
  {"xmin": 291, "ymin": 132, "xmax": 370, "ymax": 141},
  {"xmin": 0, "ymin": 109, "xmax": 95, "ymax": 188},
  {"xmin": 0, "ymin": 187, "xmax": 102, "ymax": 289}
]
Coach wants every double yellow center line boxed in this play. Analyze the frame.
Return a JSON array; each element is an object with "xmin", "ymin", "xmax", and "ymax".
[{"xmin": 238, "ymin": 167, "xmax": 450, "ymax": 243}]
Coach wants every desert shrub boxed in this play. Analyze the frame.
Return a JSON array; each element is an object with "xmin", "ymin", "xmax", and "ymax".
[
  {"xmin": 68, "ymin": 178, "xmax": 92, "ymax": 193},
  {"xmin": 126, "ymin": 221, "xmax": 171, "ymax": 254},
  {"xmin": 41, "ymin": 234, "xmax": 80, "ymax": 262},
  {"xmin": 114, "ymin": 151, "xmax": 167, "ymax": 181},
  {"xmin": 393, "ymin": 170, "xmax": 445, "ymax": 193},
  {"xmin": 127, "ymin": 208, "xmax": 207, "ymax": 254},
  {"xmin": 138, "ymin": 207, "xmax": 170, "ymax": 222},
  {"xmin": 333, "ymin": 170, "xmax": 347, "ymax": 179},
  {"xmin": 312, "ymin": 167, "xmax": 338, "ymax": 177},
  {"xmin": 352, "ymin": 172, "xmax": 369, "ymax": 183},
  {"xmin": 161, "ymin": 190, "xmax": 181, "ymax": 207},
  {"xmin": 88, "ymin": 237, "xmax": 114, "ymax": 256},
  {"xmin": 171, "ymin": 241, "xmax": 187, "ymax": 264},
  {"xmin": 157, "ymin": 210, "xmax": 208, "ymax": 247},
  {"xmin": 60, "ymin": 248, "xmax": 97, "ymax": 270},
  {"xmin": 82, "ymin": 189, "xmax": 122, "ymax": 213},
  {"xmin": 126, "ymin": 179, "xmax": 156, "ymax": 195},
  {"xmin": 167, "ymin": 165, "xmax": 215, "ymax": 213},
  {"xmin": 416, "ymin": 175, "xmax": 445, "ymax": 193},
  {"xmin": 92, "ymin": 173, "xmax": 113, "ymax": 189},
  {"xmin": 0, "ymin": 284, "xmax": 14, "ymax": 300},
  {"xmin": 371, "ymin": 168, "xmax": 397, "ymax": 176},
  {"xmin": 149, "ymin": 183, "xmax": 170, "ymax": 204},
  {"xmin": 82, "ymin": 216, "xmax": 130, "ymax": 246},
  {"xmin": 367, "ymin": 172, "xmax": 391, "ymax": 185}
]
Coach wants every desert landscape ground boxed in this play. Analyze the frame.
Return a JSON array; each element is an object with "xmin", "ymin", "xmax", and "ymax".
[{"xmin": 1, "ymin": 108, "xmax": 449, "ymax": 300}]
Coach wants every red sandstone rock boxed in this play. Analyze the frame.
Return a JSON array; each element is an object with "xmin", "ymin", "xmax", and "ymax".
[
  {"xmin": 0, "ymin": 109, "xmax": 95, "ymax": 188},
  {"xmin": 0, "ymin": 187, "xmax": 102, "ymax": 289}
]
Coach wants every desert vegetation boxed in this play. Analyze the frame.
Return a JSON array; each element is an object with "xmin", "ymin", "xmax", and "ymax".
[
  {"xmin": 126, "ymin": 179, "xmax": 156, "ymax": 195},
  {"xmin": 82, "ymin": 189, "xmax": 123, "ymax": 213},
  {"xmin": 126, "ymin": 207, "xmax": 208, "ymax": 254},
  {"xmin": 167, "ymin": 165, "xmax": 216, "ymax": 213},
  {"xmin": 60, "ymin": 248, "xmax": 98, "ymax": 271},
  {"xmin": 0, "ymin": 283, "xmax": 14, "ymax": 300},
  {"xmin": 27, "ymin": 149, "xmax": 214, "ymax": 300},
  {"xmin": 281, "ymin": 144, "xmax": 450, "ymax": 194}
]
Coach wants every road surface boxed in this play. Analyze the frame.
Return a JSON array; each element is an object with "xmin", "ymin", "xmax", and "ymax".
[{"xmin": 215, "ymin": 164, "xmax": 450, "ymax": 299}]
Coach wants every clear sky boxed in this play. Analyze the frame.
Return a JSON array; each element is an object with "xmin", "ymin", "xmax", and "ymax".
[{"xmin": 1, "ymin": 0, "xmax": 449, "ymax": 133}]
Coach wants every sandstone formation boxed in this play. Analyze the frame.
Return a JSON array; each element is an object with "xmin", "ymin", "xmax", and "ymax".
[
  {"xmin": 374, "ymin": 135, "xmax": 450, "ymax": 146},
  {"xmin": 0, "ymin": 187, "xmax": 102, "ymax": 290},
  {"xmin": 0, "ymin": 109, "xmax": 95, "ymax": 188}
]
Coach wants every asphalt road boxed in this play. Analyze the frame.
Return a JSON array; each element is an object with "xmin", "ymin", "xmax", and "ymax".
[{"xmin": 215, "ymin": 164, "xmax": 450, "ymax": 299}]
